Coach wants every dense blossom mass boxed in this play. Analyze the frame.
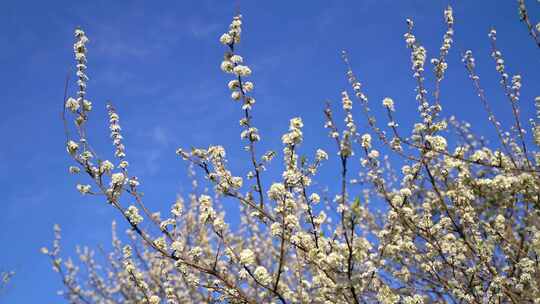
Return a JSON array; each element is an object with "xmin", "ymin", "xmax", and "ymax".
[{"xmin": 44, "ymin": 3, "xmax": 540, "ymax": 304}]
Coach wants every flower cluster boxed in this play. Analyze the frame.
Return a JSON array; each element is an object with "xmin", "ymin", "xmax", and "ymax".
[
  {"xmin": 197, "ymin": 194, "xmax": 215, "ymax": 223},
  {"xmin": 220, "ymin": 15, "xmax": 256, "ymax": 112},
  {"xmin": 534, "ymin": 96, "xmax": 540, "ymax": 146},
  {"xmin": 431, "ymin": 6, "xmax": 454, "ymax": 86},
  {"xmin": 339, "ymin": 91, "xmax": 356, "ymax": 157},
  {"xmin": 516, "ymin": 0, "xmax": 540, "ymax": 48},
  {"xmin": 125, "ymin": 205, "xmax": 143, "ymax": 225},
  {"xmin": 71, "ymin": 28, "xmax": 92, "ymax": 125},
  {"xmin": 107, "ymin": 104, "xmax": 126, "ymax": 159},
  {"xmin": 382, "ymin": 97, "xmax": 395, "ymax": 111},
  {"xmin": 177, "ymin": 146, "xmax": 243, "ymax": 194}
]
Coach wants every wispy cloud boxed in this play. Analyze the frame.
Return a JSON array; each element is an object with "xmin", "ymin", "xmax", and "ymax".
[
  {"xmin": 88, "ymin": 7, "xmax": 221, "ymax": 62},
  {"xmin": 150, "ymin": 125, "xmax": 172, "ymax": 147},
  {"xmin": 131, "ymin": 125, "xmax": 175, "ymax": 175},
  {"xmin": 185, "ymin": 17, "xmax": 221, "ymax": 40}
]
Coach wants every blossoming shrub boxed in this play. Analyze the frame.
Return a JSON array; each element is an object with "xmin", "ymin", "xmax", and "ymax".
[{"xmin": 44, "ymin": 4, "xmax": 540, "ymax": 304}]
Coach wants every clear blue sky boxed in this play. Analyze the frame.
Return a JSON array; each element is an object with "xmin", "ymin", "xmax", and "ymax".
[{"xmin": 0, "ymin": 0, "xmax": 538, "ymax": 302}]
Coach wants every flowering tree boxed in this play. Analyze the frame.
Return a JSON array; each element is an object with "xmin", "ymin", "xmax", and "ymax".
[{"xmin": 43, "ymin": 3, "xmax": 540, "ymax": 304}]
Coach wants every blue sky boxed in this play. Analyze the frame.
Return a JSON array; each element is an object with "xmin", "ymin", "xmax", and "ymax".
[{"xmin": 1, "ymin": 0, "xmax": 539, "ymax": 302}]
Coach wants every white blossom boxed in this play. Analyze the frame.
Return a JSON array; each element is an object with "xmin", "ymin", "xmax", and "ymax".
[
  {"xmin": 239, "ymin": 249, "xmax": 256, "ymax": 266},
  {"xmin": 76, "ymin": 184, "xmax": 91, "ymax": 194},
  {"xmin": 125, "ymin": 206, "xmax": 143, "ymax": 225},
  {"xmin": 382, "ymin": 97, "xmax": 395, "ymax": 111},
  {"xmin": 253, "ymin": 266, "xmax": 271, "ymax": 285},
  {"xmin": 361, "ymin": 133, "xmax": 372, "ymax": 149}
]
